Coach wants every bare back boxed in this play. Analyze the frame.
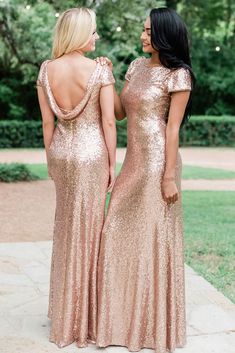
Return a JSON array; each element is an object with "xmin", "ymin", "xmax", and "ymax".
[{"xmin": 47, "ymin": 55, "xmax": 97, "ymax": 111}]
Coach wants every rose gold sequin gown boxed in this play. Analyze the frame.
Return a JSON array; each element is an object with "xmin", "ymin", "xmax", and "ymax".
[
  {"xmin": 97, "ymin": 57, "xmax": 191, "ymax": 353},
  {"xmin": 37, "ymin": 60, "xmax": 115, "ymax": 348}
]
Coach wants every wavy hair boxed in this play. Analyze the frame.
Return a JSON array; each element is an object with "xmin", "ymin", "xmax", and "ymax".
[
  {"xmin": 150, "ymin": 8, "xmax": 196, "ymax": 125},
  {"xmin": 52, "ymin": 7, "xmax": 96, "ymax": 59}
]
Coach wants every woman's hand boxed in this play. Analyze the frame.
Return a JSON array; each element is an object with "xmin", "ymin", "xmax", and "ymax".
[
  {"xmin": 107, "ymin": 166, "xmax": 116, "ymax": 192},
  {"xmin": 161, "ymin": 178, "xmax": 179, "ymax": 204},
  {"xmin": 95, "ymin": 56, "xmax": 113, "ymax": 70}
]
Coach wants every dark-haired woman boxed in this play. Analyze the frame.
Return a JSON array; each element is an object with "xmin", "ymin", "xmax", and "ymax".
[{"xmin": 96, "ymin": 8, "xmax": 195, "ymax": 353}]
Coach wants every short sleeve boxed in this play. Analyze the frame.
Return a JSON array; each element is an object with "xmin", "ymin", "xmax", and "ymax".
[
  {"xmin": 167, "ymin": 68, "xmax": 192, "ymax": 93},
  {"xmin": 101, "ymin": 64, "xmax": 115, "ymax": 87},
  {"xmin": 125, "ymin": 57, "xmax": 143, "ymax": 82},
  {"xmin": 36, "ymin": 60, "xmax": 48, "ymax": 87}
]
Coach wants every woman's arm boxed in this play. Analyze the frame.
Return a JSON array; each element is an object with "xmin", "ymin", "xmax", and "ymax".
[
  {"xmin": 114, "ymin": 82, "xmax": 128, "ymax": 121},
  {"xmin": 162, "ymin": 90, "xmax": 190, "ymax": 204},
  {"xmin": 37, "ymin": 86, "xmax": 55, "ymax": 164},
  {"xmin": 95, "ymin": 56, "xmax": 127, "ymax": 121},
  {"xmin": 100, "ymin": 84, "xmax": 117, "ymax": 190}
]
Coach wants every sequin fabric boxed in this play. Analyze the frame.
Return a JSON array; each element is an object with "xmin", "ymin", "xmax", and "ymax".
[
  {"xmin": 37, "ymin": 60, "xmax": 115, "ymax": 348},
  {"xmin": 97, "ymin": 57, "xmax": 191, "ymax": 353}
]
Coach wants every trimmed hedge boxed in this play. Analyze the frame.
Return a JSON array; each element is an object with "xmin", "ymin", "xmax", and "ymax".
[
  {"xmin": 180, "ymin": 115, "xmax": 235, "ymax": 147},
  {"xmin": 0, "ymin": 163, "xmax": 39, "ymax": 182},
  {"xmin": 0, "ymin": 120, "xmax": 43, "ymax": 148},
  {"xmin": 0, "ymin": 116, "xmax": 234, "ymax": 148},
  {"xmin": 117, "ymin": 115, "xmax": 235, "ymax": 147}
]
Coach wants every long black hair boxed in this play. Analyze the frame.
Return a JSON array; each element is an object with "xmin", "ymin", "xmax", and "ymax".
[{"xmin": 150, "ymin": 8, "xmax": 195, "ymax": 125}]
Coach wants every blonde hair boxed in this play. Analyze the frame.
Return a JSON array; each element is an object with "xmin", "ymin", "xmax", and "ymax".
[{"xmin": 52, "ymin": 7, "xmax": 96, "ymax": 59}]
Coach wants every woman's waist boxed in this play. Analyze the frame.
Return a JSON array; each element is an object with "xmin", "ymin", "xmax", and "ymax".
[
  {"xmin": 125, "ymin": 141, "xmax": 181, "ymax": 160},
  {"xmin": 50, "ymin": 122, "xmax": 107, "ymax": 152},
  {"xmin": 56, "ymin": 121, "xmax": 104, "ymax": 138},
  {"xmin": 126, "ymin": 130, "xmax": 166, "ymax": 150},
  {"xmin": 126, "ymin": 113, "xmax": 167, "ymax": 124},
  {"xmin": 124, "ymin": 146, "xmax": 181, "ymax": 172},
  {"xmin": 57, "ymin": 118, "xmax": 102, "ymax": 129}
]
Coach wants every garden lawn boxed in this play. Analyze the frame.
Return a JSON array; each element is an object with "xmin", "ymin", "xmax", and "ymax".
[
  {"xmin": 27, "ymin": 163, "xmax": 123, "ymax": 179},
  {"xmin": 106, "ymin": 192, "xmax": 235, "ymax": 303},
  {"xmin": 27, "ymin": 163, "xmax": 235, "ymax": 180},
  {"xmin": 105, "ymin": 191, "xmax": 235, "ymax": 305},
  {"xmin": 27, "ymin": 163, "xmax": 49, "ymax": 180},
  {"xmin": 182, "ymin": 166, "xmax": 235, "ymax": 179},
  {"xmin": 183, "ymin": 191, "xmax": 235, "ymax": 304}
]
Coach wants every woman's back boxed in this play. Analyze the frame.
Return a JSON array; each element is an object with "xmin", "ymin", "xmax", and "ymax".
[
  {"xmin": 46, "ymin": 55, "xmax": 97, "ymax": 111},
  {"xmin": 36, "ymin": 6, "xmax": 116, "ymax": 349}
]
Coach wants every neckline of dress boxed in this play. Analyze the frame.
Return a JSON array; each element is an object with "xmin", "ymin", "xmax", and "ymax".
[
  {"xmin": 143, "ymin": 57, "xmax": 164, "ymax": 69},
  {"xmin": 44, "ymin": 60, "xmax": 100, "ymax": 113}
]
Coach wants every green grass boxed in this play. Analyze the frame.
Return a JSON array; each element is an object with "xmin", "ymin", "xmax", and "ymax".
[
  {"xmin": 182, "ymin": 166, "xmax": 235, "ymax": 179},
  {"xmin": 27, "ymin": 164, "xmax": 49, "ymax": 179},
  {"xmin": 183, "ymin": 191, "xmax": 235, "ymax": 303},
  {"xmin": 28, "ymin": 163, "xmax": 235, "ymax": 180},
  {"xmin": 106, "ymin": 190, "xmax": 235, "ymax": 303},
  {"xmin": 27, "ymin": 163, "xmax": 123, "ymax": 180}
]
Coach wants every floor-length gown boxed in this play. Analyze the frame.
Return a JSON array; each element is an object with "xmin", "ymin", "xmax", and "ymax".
[
  {"xmin": 97, "ymin": 57, "xmax": 191, "ymax": 353},
  {"xmin": 37, "ymin": 60, "xmax": 114, "ymax": 348}
]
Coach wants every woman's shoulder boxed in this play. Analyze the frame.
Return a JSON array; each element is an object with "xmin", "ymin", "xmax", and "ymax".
[
  {"xmin": 167, "ymin": 66, "xmax": 191, "ymax": 77},
  {"xmin": 125, "ymin": 57, "xmax": 145, "ymax": 81},
  {"xmin": 37, "ymin": 60, "xmax": 51, "ymax": 86},
  {"xmin": 39, "ymin": 59, "xmax": 51, "ymax": 70},
  {"xmin": 167, "ymin": 66, "xmax": 192, "ymax": 92},
  {"xmin": 81, "ymin": 57, "xmax": 97, "ymax": 70},
  {"xmin": 129, "ymin": 56, "xmax": 145, "ymax": 68},
  {"xmin": 99, "ymin": 63, "xmax": 115, "ymax": 87}
]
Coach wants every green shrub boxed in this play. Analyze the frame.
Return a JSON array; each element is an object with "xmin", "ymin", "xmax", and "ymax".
[
  {"xmin": 0, "ymin": 116, "xmax": 234, "ymax": 148},
  {"xmin": 0, "ymin": 120, "xmax": 43, "ymax": 148},
  {"xmin": 0, "ymin": 163, "xmax": 39, "ymax": 182},
  {"xmin": 180, "ymin": 116, "xmax": 235, "ymax": 147},
  {"xmin": 117, "ymin": 115, "xmax": 235, "ymax": 147}
]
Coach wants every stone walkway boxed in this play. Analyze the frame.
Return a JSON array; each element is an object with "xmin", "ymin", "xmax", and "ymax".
[
  {"xmin": 0, "ymin": 147, "xmax": 235, "ymax": 352},
  {"xmin": 1, "ymin": 241, "xmax": 235, "ymax": 353}
]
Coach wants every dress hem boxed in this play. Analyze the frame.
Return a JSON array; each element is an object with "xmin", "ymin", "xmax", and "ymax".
[
  {"xmin": 96, "ymin": 340, "xmax": 186, "ymax": 353},
  {"xmin": 49, "ymin": 336, "xmax": 96, "ymax": 348}
]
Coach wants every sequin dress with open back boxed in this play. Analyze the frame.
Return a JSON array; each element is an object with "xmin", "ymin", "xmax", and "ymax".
[{"xmin": 37, "ymin": 60, "xmax": 115, "ymax": 348}]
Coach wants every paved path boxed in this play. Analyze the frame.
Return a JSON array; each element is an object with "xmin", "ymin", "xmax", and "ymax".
[
  {"xmin": 182, "ymin": 179, "xmax": 235, "ymax": 191},
  {"xmin": 0, "ymin": 241, "xmax": 235, "ymax": 353}
]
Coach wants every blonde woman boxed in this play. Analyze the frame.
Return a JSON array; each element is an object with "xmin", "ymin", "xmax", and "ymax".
[{"xmin": 36, "ymin": 8, "xmax": 116, "ymax": 348}]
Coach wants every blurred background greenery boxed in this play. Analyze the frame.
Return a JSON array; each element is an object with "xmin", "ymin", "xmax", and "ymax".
[{"xmin": 0, "ymin": 0, "xmax": 234, "ymax": 129}]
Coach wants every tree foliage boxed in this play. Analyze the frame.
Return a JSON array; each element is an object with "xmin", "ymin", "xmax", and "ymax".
[
  {"xmin": 178, "ymin": 0, "xmax": 235, "ymax": 114},
  {"xmin": 0, "ymin": 0, "xmax": 234, "ymax": 120}
]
